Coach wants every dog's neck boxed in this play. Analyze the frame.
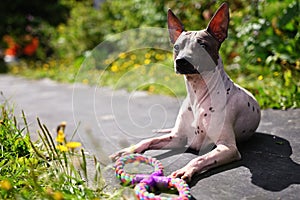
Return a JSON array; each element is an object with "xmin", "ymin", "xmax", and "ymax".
[{"xmin": 184, "ymin": 56, "xmax": 232, "ymax": 104}]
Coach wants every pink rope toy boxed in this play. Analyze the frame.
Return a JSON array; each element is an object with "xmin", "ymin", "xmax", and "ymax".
[{"xmin": 114, "ymin": 154, "xmax": 191, "ymax": 200}]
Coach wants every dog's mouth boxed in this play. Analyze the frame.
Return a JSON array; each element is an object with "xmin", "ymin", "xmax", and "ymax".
[{"xmin": 175, "ymin": 58, "xmax": 199, "ymax": 74}]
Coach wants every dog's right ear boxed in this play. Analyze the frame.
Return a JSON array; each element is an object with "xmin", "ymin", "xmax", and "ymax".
[{"xmin": 168, "ymin": 9, "xmax": 184, "ymax": 44}]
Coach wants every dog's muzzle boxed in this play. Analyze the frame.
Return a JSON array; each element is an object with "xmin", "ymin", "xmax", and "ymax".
[{"xmin": 175, "ymin": 58, "xmax": 199, "ymax": 74}]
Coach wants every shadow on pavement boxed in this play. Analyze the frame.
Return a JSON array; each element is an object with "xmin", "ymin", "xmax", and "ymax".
[
  {"xmin": 187, "ymin": 132, "xmax": 300, "ymax": 191},
  {"xmin": 152, "ymin": 132, "xmax": 300, "ymax": 192}
]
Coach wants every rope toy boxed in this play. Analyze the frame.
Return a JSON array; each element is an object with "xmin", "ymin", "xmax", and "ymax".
[{"xmin": 114, "ymin": 154, "xmax": 191, "ymax": 200}]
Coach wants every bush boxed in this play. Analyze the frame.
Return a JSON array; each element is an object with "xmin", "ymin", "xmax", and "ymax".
[{"xmin": 50, "ymin": 0, "xmax": 103, "ymax": 59}]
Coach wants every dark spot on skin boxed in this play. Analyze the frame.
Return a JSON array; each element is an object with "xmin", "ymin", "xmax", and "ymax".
[
  {"xmin": 216, "ymin": 149, "xmax": 221, "ymax": 152},
  {"xmin": 217, "ymin": 91, "xmax": 220, "ymax": 94},
  {"xmin": 188, "ymin": 107, "xmax": 192, "ymax": 111},
  {"xmin": 194, "ymin": 90, "xmax": 196, "ymax": 93},
  {"xmin": 238, "ymin": 88, "xmax": 241, "ymax": 90},
  {"xmin": 214, "ymin": 160, "xmax": 217, "ymax": 164},
  {"xmin": 201, "ymin": 130, "xmax": 204, "ymax": 133},
  {"xmin": 253, "ymin": 106, "xmax": 255, "ymax": 112},
  {"xmin": 248, "ymin": 102, "xmax": 250, "ymax": 107},
  {"xmin": 226, "ymin": 88, "xmax": 230, "ymax": 95},
  {"xmin": 209, "ymin": 107, "xmax": 215, "ymax": 112},
  {"xmin": 204, "ymin": 113, "xmax": 207, "ymax": 117},
  {"xmin": 197, "ymin": 130, "xmax": 200, "ymax": 134},
  {"xmin": 169, "ymin": 136, "xmax": 173, "ymax": 139},
  {"xmin": 227, "ymin": 78, "xmax": 230, "ymax": 81},
  {"xmin": 257, "ymin": 109, "xmax": 259, "ymax": 114},
  {"xmin": 195, "ymin": 131, "xmax": 197, "ymax": 135},
  {"xmin": 242, "ymin": 130, "xmax": 246, "ymax": 133},
  {"xmin": 197, "ymin": 126, "xmax": 199, "ymax": 130}
]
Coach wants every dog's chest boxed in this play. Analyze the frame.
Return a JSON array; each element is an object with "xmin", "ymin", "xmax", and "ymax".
[{"xmin": 184, "ymin": 68, "xmax": 235, "ymax": 129}]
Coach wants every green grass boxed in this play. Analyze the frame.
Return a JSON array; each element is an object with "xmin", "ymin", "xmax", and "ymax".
[{"xmin": 0, "ymin": 97, "xmax": 126, "ymax": 199}]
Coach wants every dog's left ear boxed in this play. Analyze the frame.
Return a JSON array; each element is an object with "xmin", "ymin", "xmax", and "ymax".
[
  {"xmin": 168, "ymin": 9, "xmax": 184, "ymax": 44},
  {"xmin": 206, "ymin": 2, "xmax": 229, "ymax": 43}
]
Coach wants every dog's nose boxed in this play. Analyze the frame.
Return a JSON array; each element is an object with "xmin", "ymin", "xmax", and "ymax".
[
  {"xmin": 175, "ymin": 58, "xmax": 198, "ymax": 74},
  {"xmin": 176, "ymin": 58, "xmax": 191, "ymax": 68}
]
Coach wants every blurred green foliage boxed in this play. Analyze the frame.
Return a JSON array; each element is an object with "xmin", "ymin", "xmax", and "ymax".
[{"xmin": 1, "ymin": 0, "xmax": 299, "ymax": 109}]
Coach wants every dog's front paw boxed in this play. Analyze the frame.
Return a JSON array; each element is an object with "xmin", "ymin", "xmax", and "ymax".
[
  {"xmin": 109, "ymin": 146, "xmax": 135, "ymax": 161},
  {"xmin": 170, "ymin": 167, "xmax": 195, "ymax": 182}
]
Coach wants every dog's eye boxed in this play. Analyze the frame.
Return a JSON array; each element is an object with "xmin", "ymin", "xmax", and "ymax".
[
  {"xmin": 200, "ymin": 44, "xmax": 206, "ymax": 48},
  {"xmin": 174, "ymin": 44, "xmax": 180, "ymax": 51},
  {"xmin": 196, "ymin": 39, "xmax": 206, "ymax": 48}
]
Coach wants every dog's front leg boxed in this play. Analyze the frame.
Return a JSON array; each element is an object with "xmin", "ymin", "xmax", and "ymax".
[
  {"xmin": 109, "ymin": 133, "xmax": 186, "ymax": 161},
  {"xmin": 171, "ymin": 128, "xmax": 241, "ymax": 182}
]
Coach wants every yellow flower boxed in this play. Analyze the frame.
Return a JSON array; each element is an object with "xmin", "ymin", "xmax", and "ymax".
[
  {"xmin": 66, "ymin": 141, "xmax": 82, "ymax": 149},
  {"xmin": 144, "ymin": 53, "xmax": 151, "ymax": 59},
  {"xmin": 53, "ymin": 191, "xmax": 64, "ymax": 200},
  {"xmin": 0, "ymin": 180, "xmax": 12, "ymax": 191},
  {"xmin": 111, "ymin": 64, "xmax": 119, "ymax": 72},
  {"xmin": 118, "ymin": 53, "xmax": 126, "ymax": 59},
  {"xmin": 155, "ymin": 53, "xmax": 165, "ymax": 60},
  {"xmin": 56, "ymin": 134, "xmax": 65, "ymax": 143},
  {"xmin": 57, "ymin": 129, "xmax": 64, "ymax": 136},
  {"xmin": 130, "ymin": 54, "xmax": 136, "ymax": 60},
  {"xmin": 148, "ymin": 85, "xmax": 155, "ymax": 93},
  {"xmin": 144, "ymin": 59, "xmax": 151, "ymax": 65},
  {"xmin": 57, "ymin": 145, "xmax": 68, "ymax": 152},
  {"xmin": 258, "ymin": 75, "xmax": 263, "ymax": 81}
]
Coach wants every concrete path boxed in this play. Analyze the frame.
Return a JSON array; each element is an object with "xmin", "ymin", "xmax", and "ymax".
[{"xmin": 1, "ymin": 74, "xmax": 299, "ymax": 199}]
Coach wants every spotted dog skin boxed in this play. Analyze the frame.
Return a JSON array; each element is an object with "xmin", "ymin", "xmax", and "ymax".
[{"xmin": 110, "ymin": 3, "xmax": 260, "ymax": 182}]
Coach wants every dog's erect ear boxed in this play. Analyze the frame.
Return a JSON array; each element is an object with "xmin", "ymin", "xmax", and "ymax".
[
  {"xmin": 168, "ymin": 9, "xmax": 184, "ymax": 44},
  {"xmin": 206, "ymin": 2, "xmax": 229, "ymax": 43}
]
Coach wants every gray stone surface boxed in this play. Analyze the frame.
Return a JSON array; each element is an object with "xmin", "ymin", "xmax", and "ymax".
[{"xmin": 1, "ymin": 74, "xmax": 299, "ymax": 199}]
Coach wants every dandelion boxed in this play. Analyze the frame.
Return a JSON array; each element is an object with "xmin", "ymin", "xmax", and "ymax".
[
  {"xmin": 57, "ymin": 145, "xmax": 68, "ymax": 152},
  {"xmin": 56, "ymin": 134, "xmax": 65, "ymax": 143},
  {"xmin": 144, "ymin": 59, "xmax": 151, "ymax": 65},
  {"xmin": 53, "ymin": 191, "xmax": 64, "ymax": 200},
  {"xmin": 130, "ymin": 54, "xmax": 136, "ymax": 60},
  {"xmin": 66, "ymin": 141, "xmax": 82, "ymax": 149},
  {"xmin": 0, "ymin": 180, "xmax": 12, "ymax": 191},
  {"xmin": 148, "ymin": 85, "xmax": 155, "ymax": 93},
  {"xmin": 118, "ymin": 53, "xmax": 126, "ymax": 59},
  {"xmin": 258, "ymin": 75, "xmax": 263, "ymax": 81},
  {"xmin": 111, "ymin": 64, "xmax": 119, "ymax": 72},
  {"xmin": 155, "ymin": 53, "xmax": 165, "ymax": 60},
  {"xmin": 144, "ymin": 53, "xmax": 151, "ymax": 59},
  {"xmin": 56, "ymin": 125, "xmax": 66, "ymax": 144}
]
